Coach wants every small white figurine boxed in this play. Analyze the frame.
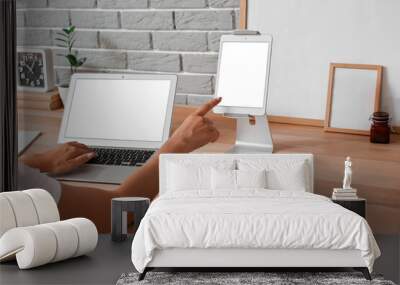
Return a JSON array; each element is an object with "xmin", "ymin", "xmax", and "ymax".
[{"xmin": 343, "ymin": 156, "xmax": 352, "ymax": 189}]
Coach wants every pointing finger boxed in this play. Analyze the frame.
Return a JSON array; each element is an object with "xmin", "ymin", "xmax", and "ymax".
[{"xmin": 194, "ymin": 97, "xmax": 222, "ymax": 116}]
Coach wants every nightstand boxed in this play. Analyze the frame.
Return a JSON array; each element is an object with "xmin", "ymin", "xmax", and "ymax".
[{"xmin": 332, "ymin": 198, "xmax": 366, "ymax": 218}]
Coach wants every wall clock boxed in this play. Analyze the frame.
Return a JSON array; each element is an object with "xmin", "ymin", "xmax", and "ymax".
[{"xmin": 17, "ymin": 48, "xmax": 55, "ymax": 92}]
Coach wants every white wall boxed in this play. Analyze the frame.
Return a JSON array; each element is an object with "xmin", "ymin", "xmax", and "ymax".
[{"xmin": 248, "ymin": 0, "xmax": 400, "ymax": 126}]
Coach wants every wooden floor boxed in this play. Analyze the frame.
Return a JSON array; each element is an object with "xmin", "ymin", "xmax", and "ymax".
[{"xmin": 18, "ymin": 105, "xmax": 400, "ymax": 234}]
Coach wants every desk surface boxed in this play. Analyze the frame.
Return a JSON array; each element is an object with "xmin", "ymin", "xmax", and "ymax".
[{"xmin": 17, "ymin": 105, "xmax": 400, "ymax": 234}]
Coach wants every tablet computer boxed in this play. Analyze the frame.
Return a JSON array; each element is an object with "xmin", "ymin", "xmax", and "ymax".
[{"xmin": 213, "ymin": 34, "xmax": 272, "ymax": 116}]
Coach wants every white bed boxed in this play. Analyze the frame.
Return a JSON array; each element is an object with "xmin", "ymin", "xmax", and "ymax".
[{"xmin": 131, "ymin": 154, "xmax": 380, "ymax": 280}]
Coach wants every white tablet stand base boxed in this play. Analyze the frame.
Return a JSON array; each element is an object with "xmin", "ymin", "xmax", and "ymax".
[{"xmin": 225, "ymin": 114, "xmax": 274, "ymax": 153}]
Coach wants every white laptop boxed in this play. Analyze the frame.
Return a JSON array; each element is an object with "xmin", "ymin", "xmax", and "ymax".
[{"xmin": 56, "ymin": 73, "xmax": 177, "ymax": 184}]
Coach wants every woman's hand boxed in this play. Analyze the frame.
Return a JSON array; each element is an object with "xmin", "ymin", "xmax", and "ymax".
[
  {"xmin": 20, "ymin": 142, "xmax": 96, "ymax": 175},
  {"xmin": 161, "ymin": 97, "xmax": 222, "ymax": 153}
]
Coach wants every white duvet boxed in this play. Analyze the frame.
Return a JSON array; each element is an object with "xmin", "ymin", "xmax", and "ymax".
[{"xmin": 131, "ymin": 190, "xmax": 380, "ymax": 273}]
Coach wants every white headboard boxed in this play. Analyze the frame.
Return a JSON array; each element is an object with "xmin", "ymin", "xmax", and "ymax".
[
  {"xmin": 159, "ymin": 153, "xmax": 314, "ymax": 194},
  {"xmin": 247, "ymin": 0, "xmax": 400, "ymax": 126}
]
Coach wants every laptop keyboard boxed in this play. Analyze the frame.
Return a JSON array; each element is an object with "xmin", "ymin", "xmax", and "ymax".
[{"xmin": 87, "ymin": 148, "xmax": 155, "ymax": 166}]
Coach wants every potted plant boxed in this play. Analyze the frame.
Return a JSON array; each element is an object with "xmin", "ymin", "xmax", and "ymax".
[{"xmin": 55, "ymin": 25, "xmax": 86, "ymax": 104}]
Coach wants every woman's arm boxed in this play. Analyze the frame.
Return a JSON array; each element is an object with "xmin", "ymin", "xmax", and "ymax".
[
  {"xmin": 58, "ymin": 98, "xmax": 221, "ymax": 232},
  {"xmin": 57, "ymin": 144, "xmax": 167, "ymax": 232}
]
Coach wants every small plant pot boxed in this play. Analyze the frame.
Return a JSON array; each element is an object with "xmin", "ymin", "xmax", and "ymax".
[{"xmin": 57, "ymin": 85, "xmax": 69, "ymax": 106}]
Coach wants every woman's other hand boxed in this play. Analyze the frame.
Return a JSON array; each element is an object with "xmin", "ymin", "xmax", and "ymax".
[{"xmin": 20, "ymin": 142, "xmax": 96, "ymax": 175}]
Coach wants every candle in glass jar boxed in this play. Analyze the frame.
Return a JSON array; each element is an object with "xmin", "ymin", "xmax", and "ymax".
[{"xmin": 370, "ymin": 112, "xmax": 390, "ymax": 144}]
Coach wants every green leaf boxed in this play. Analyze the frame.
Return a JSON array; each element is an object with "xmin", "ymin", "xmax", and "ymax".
[
  {"xmin": 66, "ymin": 54, "xmax": 78, "ymax": 66},
  {"xmin": 63, "ymin": 25, "xmax": 76, "ymax": 35},
  {"xmin": 55, "ymin": 38, "xmax": 68, "ymax": 43}
]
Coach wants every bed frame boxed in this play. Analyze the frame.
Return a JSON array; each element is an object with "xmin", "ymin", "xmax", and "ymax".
[
  {"xmin": 140, "ymin": 248, "xmax": 371, "ymax": 280},
  {"xmin": 139, "ymin": 154, "xmax": 371, "ymax": 281}
]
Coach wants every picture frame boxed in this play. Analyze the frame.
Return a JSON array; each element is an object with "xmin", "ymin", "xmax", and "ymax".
[
  {"xmin": 324, "ymin": 63, "xmax": 383, "ymax": 135},
  {"xmin": 239, "ymin": 0, "xmax": 247, "ymax": 29}
]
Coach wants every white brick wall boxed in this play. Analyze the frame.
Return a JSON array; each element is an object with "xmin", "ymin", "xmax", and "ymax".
[{"xmin": 16, "ymin": 0, "xmax": 240, "ymax": 105}]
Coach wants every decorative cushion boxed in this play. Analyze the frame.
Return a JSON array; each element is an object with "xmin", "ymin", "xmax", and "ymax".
[
  {"xmin": 23, "ymin": 189, "xmax": 60, "ymax": 224},
  {"xmin": 166, "ymin": 160, "xmax": 235, "ymax": 191},
  {"xmin": 0, "ymin": 196, "xmax": 17, "ymax": 237},
  {"xmin": 0, "ymin": 190, "xmax": 59, "ymax": 236},
  {"xmin": 211, "ymin": 168, "xmax": 236, "ymax": 190},
  {"xmin": 0, "ymin": 189, "xmax": 98, "ymax": 270},
  {"xmin": 211, "ymin": 169, "xmax": 267, "ymax": 190},
  {"xmin": 237, "ymin": 159, "xmax": 309, "ymax": 191},
  {"xmin": 0, "ymin": 191, "xmax": 39, "ymax": 227},
  {"xmin": 236, "ymin": 169, "xmax": 267, "ymax": 189},
  {"xmin": 42, "ymin": 221, "xmax": 78, "ymax": 262},
  {"xmin": 0, "ymin": 218, "xmax": 98, "ymax": 269},
  {"xmin": 65, "ymin": 218, "xmax": 98, "ymax": 257}
]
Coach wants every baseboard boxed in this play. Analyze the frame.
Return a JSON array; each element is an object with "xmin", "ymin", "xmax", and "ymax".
[
  {"xmin": 267, "ymin": 115, "xmax": 399, "ymax": 134},
  {"xmin": 267, "ymin": 115, "xmax": 324, "ymax": 127}
]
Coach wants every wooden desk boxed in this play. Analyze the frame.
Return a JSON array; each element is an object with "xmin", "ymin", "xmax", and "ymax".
[{"xmin": 18, "ymin": 105, "xmax": 400, "ymax": 234}]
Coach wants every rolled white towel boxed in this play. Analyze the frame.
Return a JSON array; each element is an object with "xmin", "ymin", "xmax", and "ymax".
[{"xmin": 0, "ymin": 218, "xmax": 98, "ymax": 269}]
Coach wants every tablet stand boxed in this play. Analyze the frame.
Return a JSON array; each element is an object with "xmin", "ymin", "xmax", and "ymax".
[
  {"xmin": 224, "ymin": 114, "xmax": 273, "ymax": 153},
  {"xmin": 221, "ymin": 30, "xmax": 273, "ymax": 153}
]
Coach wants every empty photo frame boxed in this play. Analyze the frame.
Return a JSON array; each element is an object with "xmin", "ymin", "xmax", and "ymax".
[{"xmin": 324, "ymin": 63, "xmax": 383, "ymax": 135}]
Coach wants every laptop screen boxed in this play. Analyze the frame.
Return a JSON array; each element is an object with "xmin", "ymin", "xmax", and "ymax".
[{"xmin": 64, "ymin": 78, "xmax": 172, "ymax": 145}]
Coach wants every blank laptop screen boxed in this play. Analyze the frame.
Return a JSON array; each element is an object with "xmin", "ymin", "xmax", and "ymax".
[{"xmin": 65, "ymin": 79, "xmax": 171, "ymax": 142}]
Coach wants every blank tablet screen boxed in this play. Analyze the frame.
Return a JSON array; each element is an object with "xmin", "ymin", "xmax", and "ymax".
[{"xmin": 216, "ymin": 41, "xmax": 270, "ymax": 108}]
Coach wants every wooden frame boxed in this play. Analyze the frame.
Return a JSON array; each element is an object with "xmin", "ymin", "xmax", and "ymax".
[
  {"xmin": 239, "ymin": 0, "xmax": 247, "ymax": 29},
  {"xmin": 324, "ymin": 63, "xmax": 383, "ymax": 136}
]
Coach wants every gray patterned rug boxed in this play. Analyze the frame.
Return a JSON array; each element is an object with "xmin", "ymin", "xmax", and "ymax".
[{"xmin": 117, "ymin": 272, "xmax": 396, "ymax": 285}]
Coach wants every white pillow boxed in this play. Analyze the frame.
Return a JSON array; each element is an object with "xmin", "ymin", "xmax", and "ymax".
[
  {"xmin": 238, "ymin": 159, "xmax": 309, "ymax": 191},
  {"xmin": 236, "ymin": 169, "xmax": 267, "ymax": 189},
  {"xmin": 211, "ymin": 168, "xmax": 236, "ymax": 190},
  {"xmin": 211, "ymin": 169, "xmax": 267, "ymax": 190},
  {"xmin": 166, "ymin": 160, "xmax": 235, "ymax": 191}
]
